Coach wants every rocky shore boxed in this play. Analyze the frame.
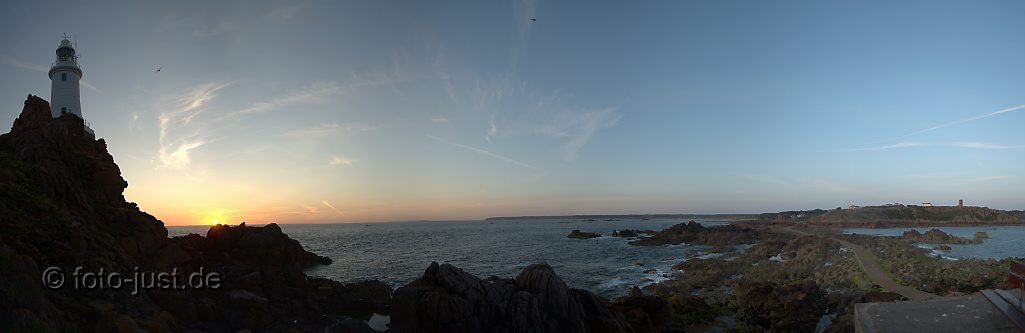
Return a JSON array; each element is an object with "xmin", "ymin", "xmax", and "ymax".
[
  {"xmin": 0, "ymin": 95, "xmax": 662, "ymax": 332},
  {"xmin": 3, "ymin": 95, "xmax": 1019, "ymax": 332},
  {"xmin": 0, "ymin": 95, "xmax": 401, "ymax": 332},
  {"xmin": 899, "ymin": 228, "xmax": 984, "ymax": 244}
]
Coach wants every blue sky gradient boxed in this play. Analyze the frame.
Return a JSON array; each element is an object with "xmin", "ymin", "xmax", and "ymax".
[{"xmin": 1, "ymin": 1, "xmax": 1023, "ymax": 224}]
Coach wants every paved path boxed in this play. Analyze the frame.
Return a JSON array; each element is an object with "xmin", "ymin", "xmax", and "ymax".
[{"xmin": 784, "ymin": 227, "xmax": 937, "ymax": 301}]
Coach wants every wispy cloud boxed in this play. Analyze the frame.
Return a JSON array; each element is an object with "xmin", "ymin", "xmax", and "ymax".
[
  {"xmin": 79, "ymin": 81, "xmax": 102, "ymax": 94},
  {"xmin": 899, "ymin": 104, "xmax": 1025, "ymax": 139},
  {"xmin": 840, "ymin": 141, "xmax": 1025, "ymax": 151},
  {"xmin": 129, "ymin": 112, "xmax": 141, "ymax": 132},
  {"xmin": 158, "ymin": 140, "xmax": 207, "ymax": 171},
  {"xmin": 328, "ymin": 155, "xmax": 354, "ymax": 166},
  {"xmin": 281, "ymin": 122, "xmax": 375, "ymax": 139},
  {"xmin": 557, "ymin": 108, "xmax": 621, "ymax": 161},
  {"xmin": 485, "ymin": 113, "xmax": 498, "ymax": 143},
  {"xmin": 190, "ymin": 3, "xmax": 305, "ymax": 38},
  {"xmin": 430, "ymin": 116, "xmax": 450, "ymax": 123},
  {"xmin": 428, "ymin": 135, "xmax": 536, "ymax": 170},
  {"xmin": 902, "ymin": 172, "xmax": 964, "ymax": 178},
  {"xmin": 157, "ymin": 82, "xmax": 233, "ymax": 170},
  {"xmin": 3, "ymin": 55, "xmax": 102, "ymax": 93},
  {"xmin": 322, "ymin": 200, "xmax": 344, "ymax": 215},
  {"xmin": 233, "ymin": 81, "xmax": 343, "ymax": 115}
]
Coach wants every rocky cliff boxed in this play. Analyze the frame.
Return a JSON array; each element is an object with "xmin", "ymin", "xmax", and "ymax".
[{"xmin": 0, "ymin": 95, "xmax": 390, "ymax": 332}]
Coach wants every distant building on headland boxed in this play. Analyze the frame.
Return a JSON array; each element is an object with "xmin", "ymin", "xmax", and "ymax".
[
  {"xmin": 958, "ymin": 199, "xmax": 963, "ymax": 207},
  {"xmin": 883, "ymin": 202, "xmax": 903, "ymax": 207},
  {"xmin": 847, "ymin": 205, "xmax": 860, "ymax": 210},
  {"xmin": 921, "ymin": 202, "xmax": 933, "ymax": 207}
]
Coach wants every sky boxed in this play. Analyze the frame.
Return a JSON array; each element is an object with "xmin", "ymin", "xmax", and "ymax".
[{"xmin": 1, "ymin": 1, "xmax": 1024, "ymax": 225}]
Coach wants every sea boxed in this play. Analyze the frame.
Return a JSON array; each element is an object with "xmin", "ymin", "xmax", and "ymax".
[
  {"xmin": 167, "ymin": 218, "xmax": 730, "ymax": 298},
  {"xmin": 844, "ymin": 226, "xmax": 1025, "ymax": 261}
]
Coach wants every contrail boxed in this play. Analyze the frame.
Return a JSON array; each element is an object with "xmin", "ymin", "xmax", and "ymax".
[
  {"xmin": 899, "ymin": 104, "xmax": 1025, "ymax": 139},
  {"xmin": 428, "ymin": 135, "xmax": 536, "ymax": 170}
]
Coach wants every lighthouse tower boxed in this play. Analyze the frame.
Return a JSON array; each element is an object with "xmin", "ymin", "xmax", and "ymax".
[{"xmin": 48, "ymin": 36, "xmax": 92, "ymax": 136}]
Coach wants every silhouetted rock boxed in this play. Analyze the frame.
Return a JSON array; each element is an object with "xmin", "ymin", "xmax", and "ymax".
[
  {"xmin": 613, "ymin": 288, "xmax": 670, "ymax": 333},
  {"xmin": 901, "ymin": 229, "xmax": 980, "ymax": 244},
  {"xmin": 568, "ymin": 229, "xmax": 601, "ymax": 239},
  {"xmin": 390, "ymin": 262, "xmax": 633, "ymax": 333},
  {"xmin": 0, "ymin": 95, "xmax": 384, "ymax": 332}
]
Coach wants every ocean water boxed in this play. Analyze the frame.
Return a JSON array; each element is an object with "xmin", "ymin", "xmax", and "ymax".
[
  {"xmin": 168, "ymin": 219, "xmax": 729, "ymax": 297},
  {"xmin": 843, "ymin": 226, "xmax": 1025, "ymax": 260}
]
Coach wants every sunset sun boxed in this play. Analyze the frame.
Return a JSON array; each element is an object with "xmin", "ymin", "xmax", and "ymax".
[{"xmin": 210, "ymin": 218, "xmax": 219, "ymax": 225}]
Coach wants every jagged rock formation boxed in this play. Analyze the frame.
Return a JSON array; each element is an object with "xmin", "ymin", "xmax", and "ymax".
[
  {"xmin": 900, "ymin": 229, "xmax": 983, "ymax": 244},
  {"xmin": 390, "ymin": 262, "xmax": 635, "ymax": 333},
  {"xmin": 0, "ymin": 95, "xmax": 388, "ymax": 332}
]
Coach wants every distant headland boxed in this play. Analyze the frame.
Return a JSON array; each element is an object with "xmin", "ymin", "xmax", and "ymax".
[{"xmin": 485, "ymin": 213, "xmax": 757, "ymax": 221}]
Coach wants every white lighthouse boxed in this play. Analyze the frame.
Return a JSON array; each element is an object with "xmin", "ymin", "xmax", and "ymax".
[{"xmin": 48, "ymin": 35, "xmax": 93, "ymax": 136}]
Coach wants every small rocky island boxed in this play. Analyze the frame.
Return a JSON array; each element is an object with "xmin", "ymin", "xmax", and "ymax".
[{"xmin": 567, "ymin": 229, "xmax": 602, "ymax": 239}]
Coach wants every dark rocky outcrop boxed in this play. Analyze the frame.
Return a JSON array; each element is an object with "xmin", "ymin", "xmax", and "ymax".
[
  {"xmin": 390, "ymin": 262, "xmax": 633, "ymax": 333},
  {"xmin": 900, "ymin": 229, "xmax": 981, "ymax": 244},
  {"xmin": 735, "ymin": 280, "xmax": 826, "ymax": 332},
  {"xmin": 612, "ymin": 229, "xmax": 655, "ymax": 238},
  {"xmin": 630, "ymin": 221, "xmax": 759, "ymax": 246},
  {"xmin": 0, "ymin": 95, "xmax": 387, "ymax": 332},
  {"xmin": 612, "ymin": 287, "xmax": 670, "ymax": 333},
  {"xmin": 568, "ymin": 229, "xmax": 601, "ymax": 239}
]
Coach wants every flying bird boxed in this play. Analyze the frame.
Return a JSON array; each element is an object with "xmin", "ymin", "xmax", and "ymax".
[
  {"xmin": 531, "ymin": 18, "xmax": 537, "ymax": 21},
  {"xmin": 155, "ymin": 66, "xmax": 162, "ymax": 73}
]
